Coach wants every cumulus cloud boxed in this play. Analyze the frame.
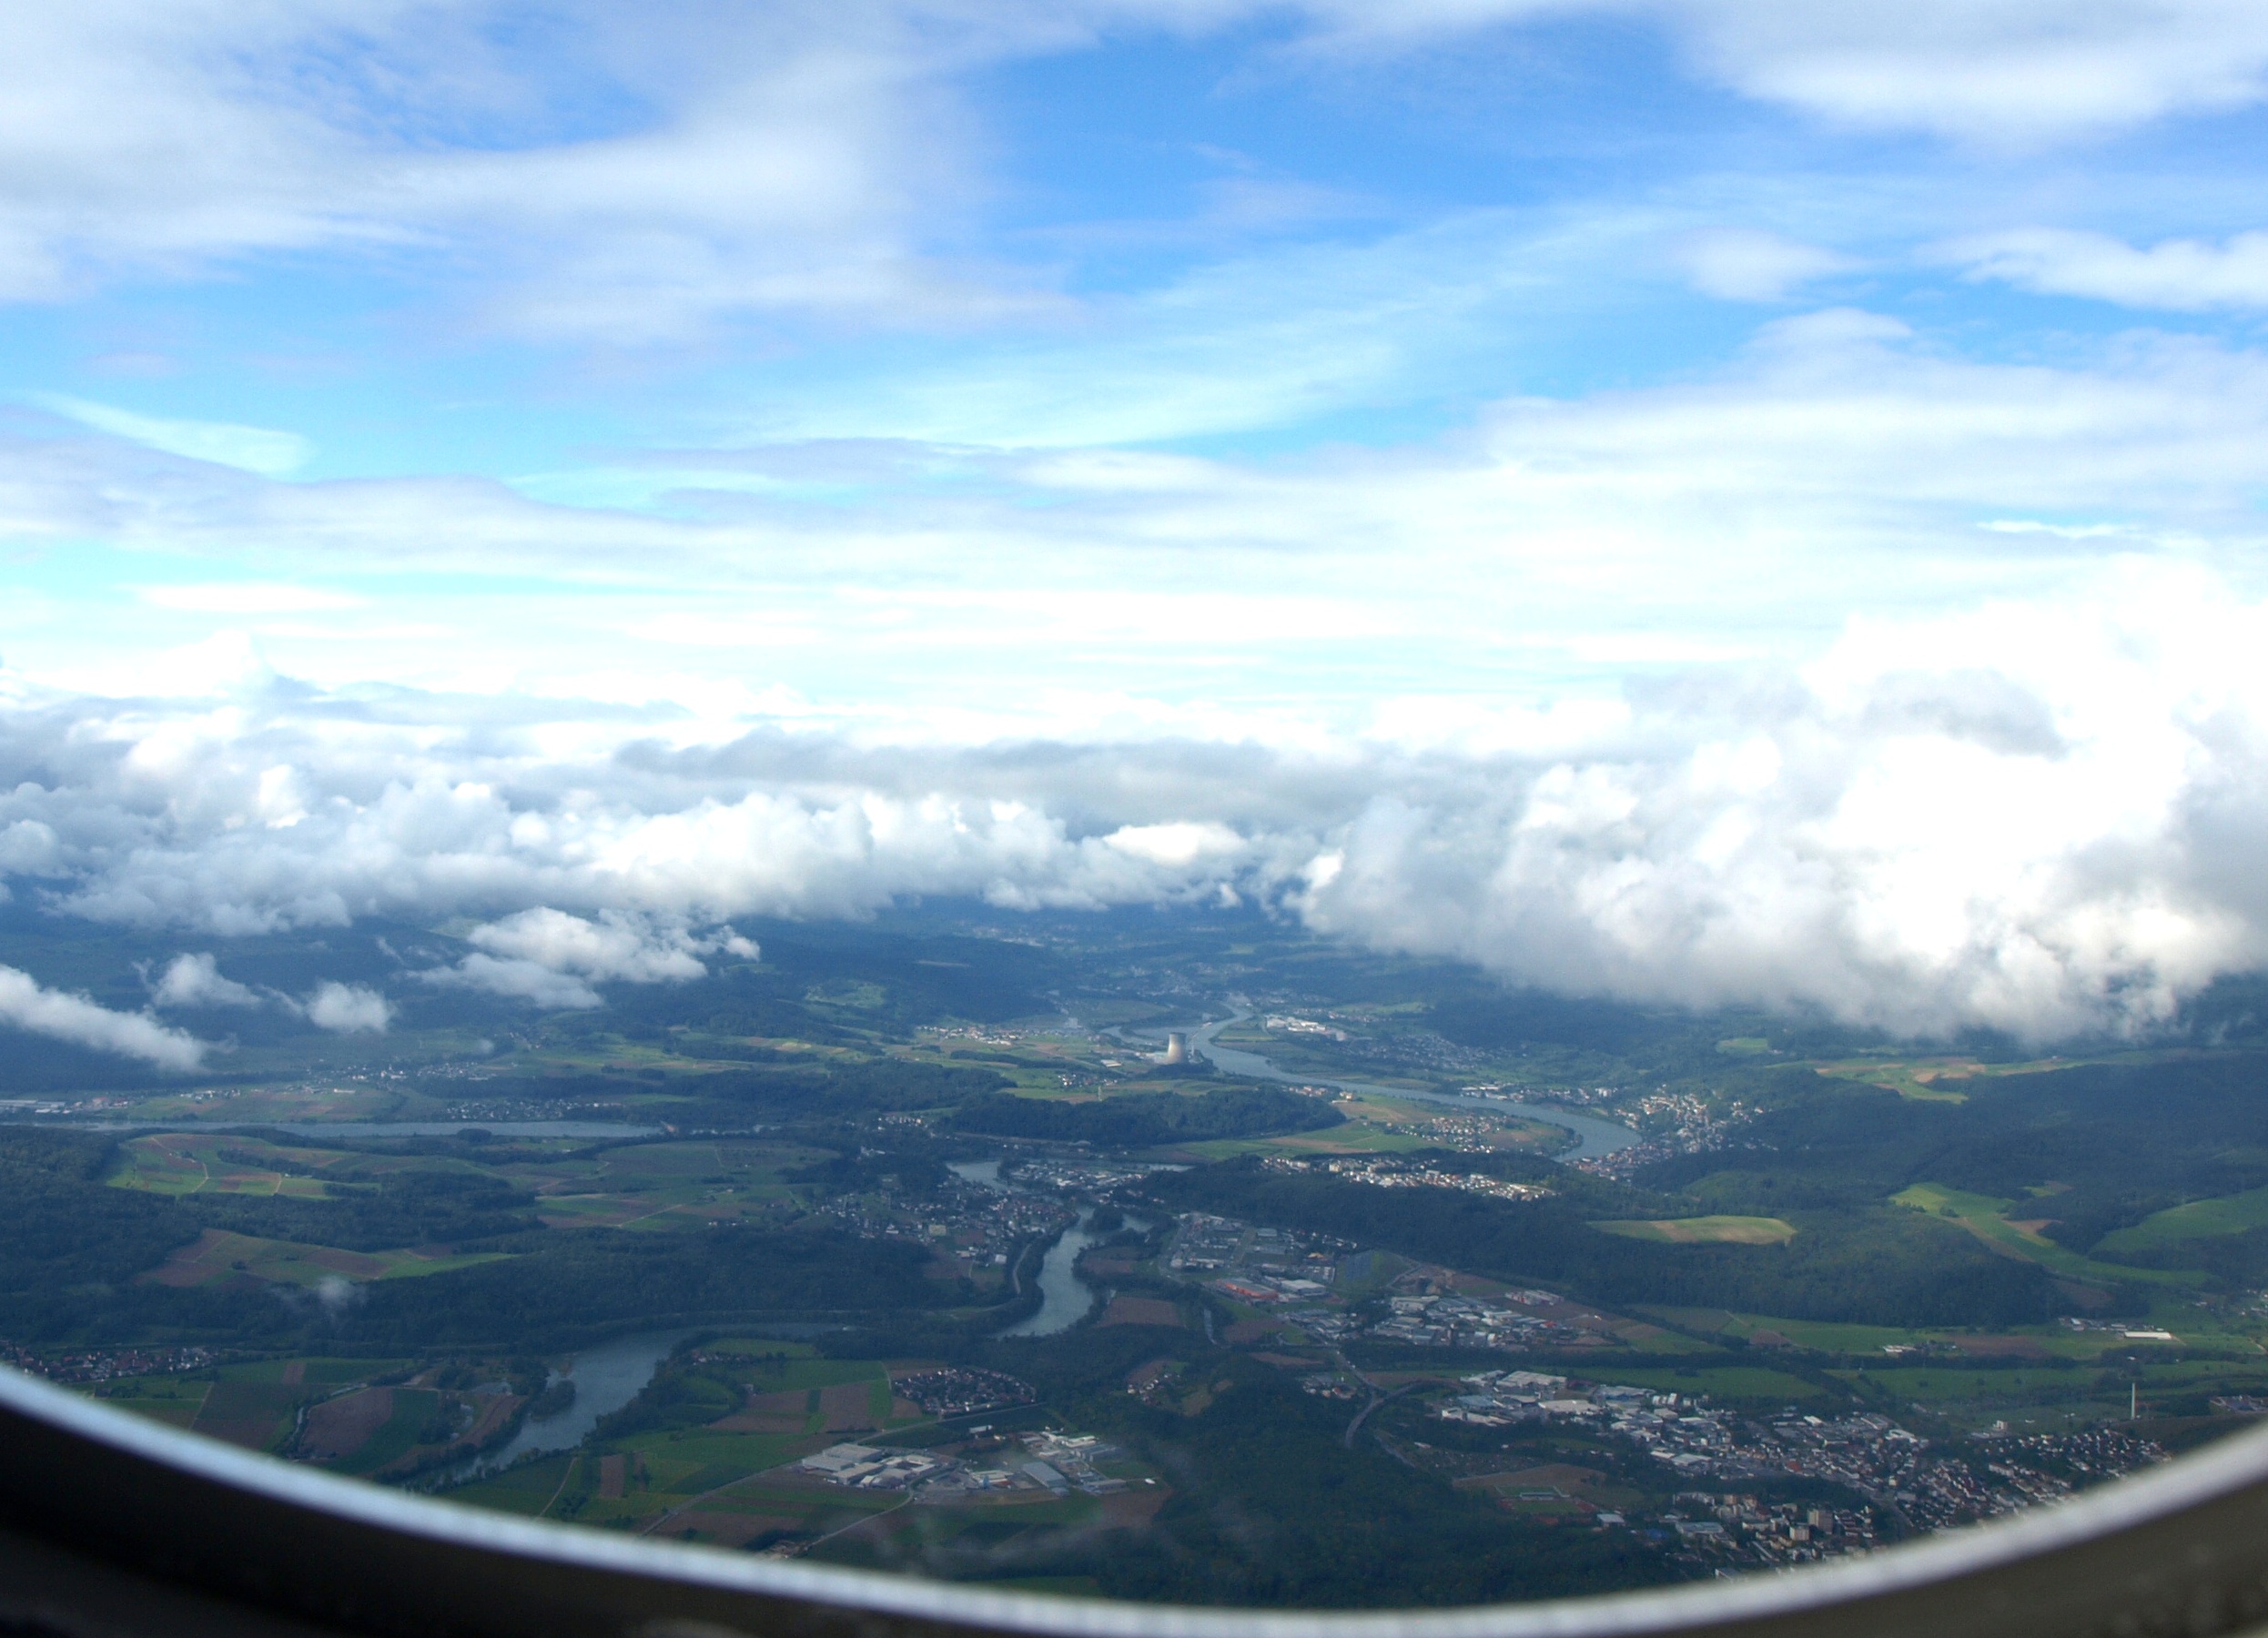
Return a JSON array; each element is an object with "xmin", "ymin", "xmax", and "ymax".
[
  {"xmin": 1945, "ymin": 228, "xmax": 2268, "ymax": 311},
  {"xmin": 469, "ymin": 908, "xmax": 713, "ymax": 983},
  {"xmin": 152, "ymin": 952, "xmax": 263, "ymax": 1009},
  {"xmin": 1289, "ymin": 563, "xmax": 2268, "ymax": 1038},
  {"xmin": 419, "ymin": 911, "xmax": 756, "ymax": 1010},
  {"xmin": 304, "ymin": 981, "xmax": 391, "ymax": 1034},
  {"xmin": 1101, "ymin": 822, "xmax": 1248, "ymax": 868},
  {"xmin": 151, "ymin": 953, "xmax": 391, "ymax": 1032},
  {"xmin": 423, "ymin": 955, "xmax": 605, "ymax": 1011},
  {"xmin": 12, "ymin": 309, "xmax": 2268, "ymax": 1044},
  {"xmin": 0, "ymin": 965, "xmax": 206, "ymax": 1070},
  {"xmin": 4, "ymin": 561, "xmax": 2268, "ymax": 1041}
]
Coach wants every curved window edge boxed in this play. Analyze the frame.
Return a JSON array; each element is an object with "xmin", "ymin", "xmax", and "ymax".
[{"xmin": 5, "ymin": 1363, "xmax": 2268, "ymax": 1638}]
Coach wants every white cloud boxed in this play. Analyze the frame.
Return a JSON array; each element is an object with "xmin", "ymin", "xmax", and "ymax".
[
  {"xmin": 1102, "ymin": 822, "xmax": 1247, "ymax": 868},
  {"xmin": 467, "ymin": 907, "xmax": 710, "ymax": 983},
  {"xmin": 0, "ymin": 821, "xmax": 59, "ymax": 875},
  {"xmin": 0, "ymin": 0, "xmax": 2259, "ymax": 345},
  {"xmin": 10, "ymin": 309, "xmax": 2268, "ymax": 726},
  {"xmin": 1946, "ymin": 228, "xmax": 2268, "ymax": 311},
  {"xmin": 0, "ymin": 0, "xmax": 1048, "ymax": 336},
  {"xmin": 420, "ymin": 955, "xmax": 602, "ymax": 1011},
  {"xmin": 303, "ymin": 980, "xmax": 391, "ymax": 1034},
  {"xmin": 138, "ymin": 584, "xmax": 365, "ymax": 615},
  {"xmin": 155, "ymin": 952, "xmax": 393, "ymax": 1032},
  {"xmin": 1675, "ymin": 228, "xmax": 1855, "ymax": 301},
  {"xmin": 1291, "ymin": 0, "xmax": 2268, "ymax": 144},
  {"xmin": 7, "ymin": 296, "xmax": 2268, "ymax": 1042},
  {"xmin": 3, "ymin": 561, "xmax": 2268, "ymax": 1041},
  {"xmin": 419, "ymin": 910, "xmax": 754, "ymax": 1008},
  {"xmin": 1284, "ymin": 561, "xmax": 2268, "ymax": 1038},
  {"xmin": 1659, "ymin": 0, "xmax": 2268, "ymax": 145},
  {"xmin": 0, "ymin": 964, "xmax": 206, "ymax": 1069},
  {"xmin": 153, "ymin": 952, "xmax": 263, "ymax": 1008},
  {"xmin": 32, "ymin": 396, "xmax": 313, "ymax": 477}
]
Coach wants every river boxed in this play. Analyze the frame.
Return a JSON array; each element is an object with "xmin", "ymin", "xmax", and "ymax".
[
  {"xmin": 996, "ymin": 1208, "xmax": 1117, "ymax": 1338},
  {"xmin": 953, "ymin": 1161, "xmax": 1150, "ymax": 1339},
  {"xmin": 439, "ymin": 1327, "xmax": 696, "ymax": 1486},
  {"xmin": 957, "ymin": 1006, "xmax": 1637, "ymax": 1337},
  {"xmin": 41, "ymin": 1120, "xmax": 663, "ymax": 1138},
  {"xmin": 1183, "ymin": 1012, "xmax": 1641, "ymax": 1161}
]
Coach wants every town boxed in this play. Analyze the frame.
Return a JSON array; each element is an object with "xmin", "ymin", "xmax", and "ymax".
[{"xmin": 1429, "ymin": 1370, "xmax": 2169, "ymax": 1562}]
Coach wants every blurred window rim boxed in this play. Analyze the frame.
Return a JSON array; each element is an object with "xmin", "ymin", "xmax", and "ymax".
[{"xmin": 5, "ymin": 1362, "xmax": 2268, "ymax": 1638}]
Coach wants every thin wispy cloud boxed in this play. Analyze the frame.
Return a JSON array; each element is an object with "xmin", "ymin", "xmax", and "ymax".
[
  {"xmin": 31, "ymin": 396, "xmax": 314, "ymax": 477},
  {"xmin": 1946, "ymin": 228, "xmax": 2268, "ymax": 311}
]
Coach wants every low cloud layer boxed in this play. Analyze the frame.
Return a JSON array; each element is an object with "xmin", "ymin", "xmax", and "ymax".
[
  {"xmin": 420, "ymin": 911, "xmax": 756, "ymax": 1010},
  {"xmin": 4, "ymin": 561, "xmax": 2268, "ymax": 1044},
  {"xmin": 0, "ymin": 966, "xmax": 206, "ymax": 1070},
  {"xmin": 151, "ymin": 952, "xmax": 394, "ymax": 1035}
]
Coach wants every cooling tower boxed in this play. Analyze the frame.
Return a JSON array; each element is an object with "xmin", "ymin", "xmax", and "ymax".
[{"xmin": 1162, "ymin": 1031, "xmax": 1189, "ymax": 1066}]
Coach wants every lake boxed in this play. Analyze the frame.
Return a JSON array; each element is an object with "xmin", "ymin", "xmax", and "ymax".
[{"xmin": 440, "ymin": 1327, "xmax": 695, "ymax": 1485}]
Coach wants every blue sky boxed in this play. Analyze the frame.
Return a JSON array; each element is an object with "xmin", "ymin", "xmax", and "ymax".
[
  {"xmin": 8, "ymin": 3, "xmax": 2268, "ymax": 1043},
  {"xmin": 5, "ymin": 4, "xmax": 2268, "ymax": 713}
]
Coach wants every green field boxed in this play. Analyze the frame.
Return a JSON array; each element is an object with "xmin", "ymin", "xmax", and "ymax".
[
  {"xmin": 1633, "ymin": 1306, "xmax": 2233, "ymax": 1363},
  {"xmin": 96, "ymin": 1380, "xmax": 210, "ymax": 1428},
  {"xmin": 447, "ymin": 1347, "xmax": 913, "ymax": 1536},
  {"xmin": 2099, "ymin": 1185, "xmax": 2268, "ymax": 1252},
  {"xmin": 448, "ymin": 1451, "xmax": 581, "ymax": 1516},
  {"xmin": 509, "ymin": 1139, "xmax": 825, "ymax": 1232},
  {"xmin": 1593, "ymin": 1216, "xmax": 1797, "ymax": 1246},
  {"xmin": 1641, "ymin": 1307, "xmax": 1944, "ymax": 1352},
  {"xmin": 1173, "ymin": 1124, "xmax": 1430, "ymax": 1162},
  {"xmin": 107, "ymin": 1132, "xmax": 354, "ymax": 1198},
  {"xmin": 328, "ymin": 1389, "xmax": 448, "ymax": 1476},
  {"xmin": 147, "ymin": 1227, "xmax": 512, "ymax": 1289},
  {"xmin": 1570, "ymin": 1365, "xmax": 1828, "ymax": 1403},
  {"xmin": 1170, "ymin": 1090, "xmax": 1564, "ymax": 1163},
  {"xmin": 1836, "ymin": 1365, "xmax": 2100, "ymax": 1405},
  {"xmin": 1892, "ymin": 1183, "xmax": 2203, "ymax": 1287}
]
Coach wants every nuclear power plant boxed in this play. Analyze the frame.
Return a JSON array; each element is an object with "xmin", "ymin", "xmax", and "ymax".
[{"xmin": 1160, "ymin": 1031, "xmax": 1189, "ymax": 1066}]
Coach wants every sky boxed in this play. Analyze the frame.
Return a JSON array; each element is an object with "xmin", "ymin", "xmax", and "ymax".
[{"xmin": 10, "ymin": 0, "xmax": 2268, "ymax": 1055}]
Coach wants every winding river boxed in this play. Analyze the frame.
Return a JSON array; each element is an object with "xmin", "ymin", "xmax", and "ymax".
[
  {"xmin": 1183, "ymin": 1012, "xmax": 1642, "ymax": 1161},
  {"xmin": 952, "ymin": 1161, "xmax": 1151, "ymax": 1338},
  {"xmin": 52, "ymin": 1120, "xmax": 663, "ymax": 1139}
]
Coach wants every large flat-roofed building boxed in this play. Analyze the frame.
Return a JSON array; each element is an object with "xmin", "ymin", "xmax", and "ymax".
[{"xmin": 801, "ymin": 1443, "xmax": 884, "ymax": 1476}]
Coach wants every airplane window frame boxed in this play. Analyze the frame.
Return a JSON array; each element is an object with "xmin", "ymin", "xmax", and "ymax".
[{"xmin": 5, "ymin": 1361, "xmax": 2268, "ymax": 1638}]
